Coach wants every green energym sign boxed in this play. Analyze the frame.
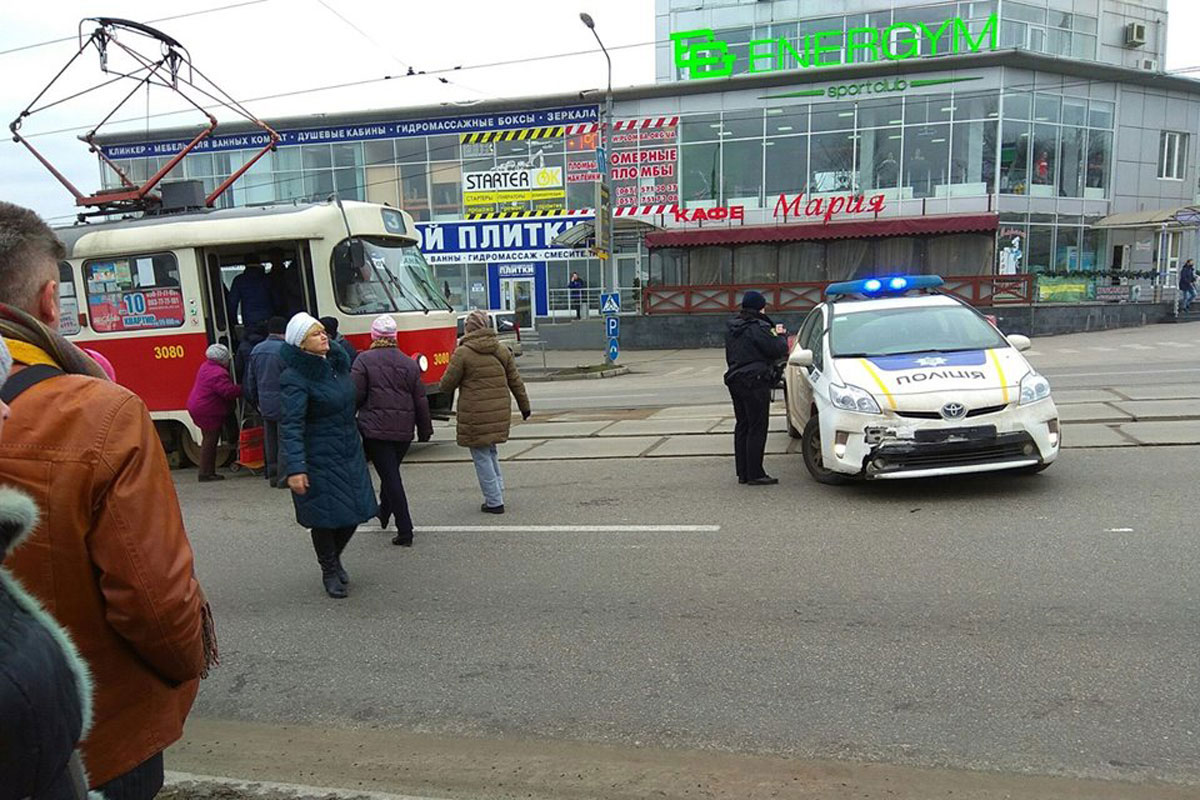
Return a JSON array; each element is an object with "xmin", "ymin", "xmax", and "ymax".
[{"xmin": 672, "ymin": 14, "xmax": 999, "ymax": 80}]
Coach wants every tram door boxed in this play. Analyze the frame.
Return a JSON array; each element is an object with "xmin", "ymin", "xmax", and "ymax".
[{"xmin": 201, "ymin": 251, "xmax": 235, "ymax": 352}]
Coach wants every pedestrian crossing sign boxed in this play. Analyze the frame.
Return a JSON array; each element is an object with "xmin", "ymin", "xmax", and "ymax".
[{"xmin": 600, "ymin": 293, "xmax": 620, "ymax": 314}]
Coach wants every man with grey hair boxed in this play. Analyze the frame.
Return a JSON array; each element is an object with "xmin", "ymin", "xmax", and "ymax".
[{"xmin": 0, "ymin": 201, "xmax": 214, "ymax": 800}]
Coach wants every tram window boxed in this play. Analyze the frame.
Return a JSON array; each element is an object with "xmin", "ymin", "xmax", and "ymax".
[
  {"xmin": 332, "ymin": 237, "xmax": 451, "ymax": 315},
  {"xmin": 84, "ymin": 253, "xmax": 185, "ymax": 332},
  {"xmin": 57, "ymin": 262, "xmax": 81, "ymax": 336}
]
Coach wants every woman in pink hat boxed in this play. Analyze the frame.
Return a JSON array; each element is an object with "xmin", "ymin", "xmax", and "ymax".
[{"xmin": 349, "ymin": 314, "xmax": 432, "ymax": 546}]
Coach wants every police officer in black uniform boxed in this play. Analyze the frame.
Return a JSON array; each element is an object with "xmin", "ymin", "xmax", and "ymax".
[{"xmin": 723, "ymin": 291, "xmax": 789, "ymax": 485}]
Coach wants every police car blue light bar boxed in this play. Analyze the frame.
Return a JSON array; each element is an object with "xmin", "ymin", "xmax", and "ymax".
[{"xmin": 825, "ymin": 275, "xmax": 945, "ymax": 297}]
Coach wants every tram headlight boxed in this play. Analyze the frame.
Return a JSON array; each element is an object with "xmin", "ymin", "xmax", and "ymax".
[{"xmin": 416, "ymin": 354, "xmax": 429, "ymax": 373}]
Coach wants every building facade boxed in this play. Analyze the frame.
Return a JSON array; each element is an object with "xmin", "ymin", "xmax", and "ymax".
[{"xmin": 96, "ymin": 0, "xmax": 1198, "ymax": 320}]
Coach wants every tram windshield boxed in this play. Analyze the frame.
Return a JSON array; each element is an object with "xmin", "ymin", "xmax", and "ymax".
[{"xmin": 332, "ymin": 237, "xmax": 452, "ymax": 314}]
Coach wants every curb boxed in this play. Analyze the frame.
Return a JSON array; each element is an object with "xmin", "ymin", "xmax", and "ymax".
[
  {"xmin": 525, "ymin": 365, "xmax": 630, "ymax": 383},
  {"xmin": 164, "ymin": 771, "xmax": 448, "ymax": 800}
]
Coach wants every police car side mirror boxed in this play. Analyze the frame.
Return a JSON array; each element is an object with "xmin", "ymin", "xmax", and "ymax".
[
  {"xmin": 1006, "ymin": 334, "xmax": 1032, "ymax": 352},
  {"xmin": 788, "ymin": 349, "xmax": 814, "ymax": 368}
]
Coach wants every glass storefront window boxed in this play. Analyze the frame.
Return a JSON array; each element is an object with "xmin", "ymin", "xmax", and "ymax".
[
  {"xmin": 429, "ymin": 162, "xmax": 462, "ymax": 219},
  {"xmin": 1088, "ymin": 101, "xmax": 1114, "ymax": 129},
  {"xmin": 1031, "ymin": 124, "xmax": 1059, "ymax": 192},
  {"xmin": 1033, "ymin": 95, "xmax": 1061, "ymax": 123},
  {"xmin": 681, "ymin": 142, "xmax": 720, "ymax": 203},
  {"xmin": 766, "ymin": 106, "xmax": 808, "ymax": 137},
  {"xmin": 905, "ymin": 94, "xmax": 952, "ymax": 125},
  {"xmin": 722, "ymin": 109, "xmax": 763, "ymax": 139},
  {"xmin": 1058, "ymin": 125, "xmax": 1085, "ymax": 198},
  {"xmin": 779, "ymin": 242, "xmax": 825, "ymax": 282},
  {"xmin": 957, "ymin": 93, "xmax": 999, "ymax": 121},
  {"xmin": 998, "ymin": 120, "xmax": 1027, "ymax": 191},
  {"xmin": 950, "ymin": 120, "xmax": 996, "ymax": 191},
  {"xmin": 681, "ymin": 113, "xmax": 722, "ymax": 143},
  {"xmin": 1026, "ymin": 226, "xmax": 1053, "ymax": 272},
  {"xmin": 865, "ymin": 129, "xmax": 902, "ymax": 190},
  {"xmin": 302, "ymin": 144, "xmax": 332, "ymax": 170},
  {"xmin": 766, "ymin": 136, "xmax": 808, "ymax": 196},
  {"xmin": 427, "ymin": 134, "xmax": 460, "ymax": 163},
  {"xmin": 395, "ymin": 137, "xmax": 426, "ymax": 164},
  {"xmin": 1004, "ymin": 93, "xmax": 1032, "ymax": 120},
  {"xmin": 365, "ymin": 140, "xmax": 395, "ymax": 166},
  {"xmin": 1085, "ymin": 130, "xmax": 1111, "ymax": 195},
  {"xmin": 812, "ymin": 104, "xmax": 856, "ymax": 134},
  {"xmin": 1055, "ymin": 226, "xmax": 1080, "ymax": 270},
  {"xmin": 903, "ymin": 124, "xmax": 949, "ymax": 198},
  {"xmin": 811, "ymin": 132, "xmax": 858, "ymax": 192},
  {"xmin": 722, "ymin": 139, "xmax": 763, "ymax": 204}
]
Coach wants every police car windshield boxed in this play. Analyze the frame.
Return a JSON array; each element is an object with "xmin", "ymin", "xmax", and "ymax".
[{"xmin": 830, "ymin": 305, "xmax": 1008, "ymax": 358}]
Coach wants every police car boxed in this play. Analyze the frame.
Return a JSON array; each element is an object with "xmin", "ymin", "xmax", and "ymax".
[{"xmin": 784, "ymin": 276, "xmax": 1059, "ymax": 483}]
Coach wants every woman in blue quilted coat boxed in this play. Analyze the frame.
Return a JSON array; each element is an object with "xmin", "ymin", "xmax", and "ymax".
[{"xmin": 279, "ymin": 313, "xmax": 377, "ymax": 599}]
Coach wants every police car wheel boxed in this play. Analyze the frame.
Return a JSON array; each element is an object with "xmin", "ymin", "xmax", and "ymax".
[{"xmin": 802, "ymin": 417, "xmax": 853, "ymax": 485}]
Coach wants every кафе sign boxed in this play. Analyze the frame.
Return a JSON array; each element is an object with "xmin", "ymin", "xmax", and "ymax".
[{"xmin": 672, "ymin": 13, "xmax": 999, "ymax": 79}]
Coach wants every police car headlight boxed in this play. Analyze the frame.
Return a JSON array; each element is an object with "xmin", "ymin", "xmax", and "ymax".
[
  {"xmin": 1019, "ymin": 371, "xmax": 1051, "ymax": 405},
  {"xmin": 829, "ymin": 383, "xmax": 881, "ymax": 414}
]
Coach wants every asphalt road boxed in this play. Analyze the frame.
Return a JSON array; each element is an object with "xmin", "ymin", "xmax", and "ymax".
[{"xmin": 181, "ymin": 444, "xmax": 1200, "ymax": 787}]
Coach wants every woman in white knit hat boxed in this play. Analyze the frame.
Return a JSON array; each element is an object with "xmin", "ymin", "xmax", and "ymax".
[{"xmin": 278, "ymin": 313, "xmax": 377, "ymax": 598}]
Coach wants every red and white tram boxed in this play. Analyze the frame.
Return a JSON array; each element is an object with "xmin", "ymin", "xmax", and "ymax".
[{"xmin": 55, "ymin": 200, "xmax": 456, "ymax": 463}]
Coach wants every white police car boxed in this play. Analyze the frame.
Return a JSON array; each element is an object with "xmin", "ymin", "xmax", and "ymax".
[{"xmin": 784, "ymin": 275, "xmax": 1059, "ymax": 483}]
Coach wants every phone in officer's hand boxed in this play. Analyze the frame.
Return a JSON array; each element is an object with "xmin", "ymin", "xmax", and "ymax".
[{"xmin": 774, "ymin": 323, "xmax": 786, "ymax": 335}]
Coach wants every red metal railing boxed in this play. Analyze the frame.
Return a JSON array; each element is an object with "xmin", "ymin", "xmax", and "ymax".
[{"xmin": 642, "ymin": 274, "xmax": 1037, "ymax": 315}]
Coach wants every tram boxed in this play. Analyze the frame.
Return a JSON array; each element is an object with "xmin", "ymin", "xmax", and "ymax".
[{"xmin": 55, "ymin": 199, "xmax": 457, "ymax": 464}]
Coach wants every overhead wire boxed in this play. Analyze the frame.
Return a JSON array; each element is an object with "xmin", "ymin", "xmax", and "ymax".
[{"xmin": 0, "ymin": 0, "xmax": 272, "ymax": 57}]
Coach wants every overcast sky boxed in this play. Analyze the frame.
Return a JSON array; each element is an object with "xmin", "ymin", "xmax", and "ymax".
[{"xmin": 0, "ymin": 0, "xmax": 1194, "ymax": 223}]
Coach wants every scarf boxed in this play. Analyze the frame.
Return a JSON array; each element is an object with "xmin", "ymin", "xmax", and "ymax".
[
  {"xmin": 0, "ymin": 304, "xmax": 107, "ymax": 378},
  {"xmin": 369, "ymin": 337, "xmax": 396, "ymax": 350},
  {"xmin": 0, "ymin": 305, "xmax": 220, "ymax": 676}
]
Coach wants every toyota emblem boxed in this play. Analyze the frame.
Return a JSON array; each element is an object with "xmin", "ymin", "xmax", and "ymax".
[{"xmin": 940, "ymin": 402, "xmax": 967, "ymax": 420}]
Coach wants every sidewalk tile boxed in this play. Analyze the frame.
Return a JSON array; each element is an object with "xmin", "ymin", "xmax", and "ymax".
[
  {"xmin": 513, "ymin": 436, "xmax": 663, "ymax": 460},
  {"xmin": 1108, "ymin": 384, "xmax": 1200, "ymax": 401},
  {"xmin": 1112, "ymin": 399, "xmax": 1200, "ymax": 421},
  {"xmin": 1050, "ymin": 389, "xmax": 1124, "ymax": 404},
  {"xmin": 509, "ymin": 421, "xmax": 612, "ymax": 439},
  {"xmin": 1056, "ymin": 403, "xmax": 1132, "ymax": 423},
  {"xmin": 647, "ymin": 404, "xmax": 733, "ymax": 419},
  {"xmin": 646, "ymin": 435, "xmax": 731, "ymax": 457},
  {"xmin": 1119, "ymin": 421, "xmax": 1200, "ymax": 446},
  {"xmin": 707, "ymin": 417, "xmax": 786, "ymax": 434},
  {"xmin": 1059, "ymin": 424, "xmax": 1134, "ymax": 448},
  {"xmin": 599, "ymin": 419, "xmax": 718, "ymax": 436}
]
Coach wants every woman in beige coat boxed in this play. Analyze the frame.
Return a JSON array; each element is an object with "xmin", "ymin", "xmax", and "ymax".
[{"xmin": 439, "ymin": 310, "xmax": 531, "ymax": 514}]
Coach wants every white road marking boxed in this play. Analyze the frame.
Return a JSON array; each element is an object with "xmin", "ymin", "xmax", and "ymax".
[
  {"xmin": 404, "ymin": 525, "xmax": 722, "ymax": 533},
  {"xmin": 1046, "ymin": 367, "xmax": 1200, "ymax": 378},
  {"xmin": 1057, "ymin": 348, "xmax": 1080, "ymax": 354},
  {"xmin": 1088, "ymin": 346, "xmax": 1117, "ymax": 352},
  {"xmin": 1024, "ymin": 349, "xmax": 1043, "ymax": 356},
  {"xmin": 1120, "ymin": 344, "xmax": 1154, "ymax": 350},
  {"xmin": 1104, "ymin": 528, "xmax": 1134, "ymax": 533},
  {"xmin": 1158, "ymin": 341, "xmax": 1190, "ymax": 347},
  {"xmin": 664, "ymin": 367, "xmax": 694, "ymax": 377}
]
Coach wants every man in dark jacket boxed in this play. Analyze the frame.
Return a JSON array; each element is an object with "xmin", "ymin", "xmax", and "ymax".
[
  {"xmin": 724, "ymin": 290, "xmax": 788, "ymax": 486},
  {"xmin": 568, "ymin": 272, "xmax": 585, "ymax": 319},
  {"xmin": 234, "ymin": 320, "xmax": 268, "ymax": 385},
  {"xmin": 1179, "ymin": 259, "xmax": 1196, "ymax": 313},
  {"xmin": 245, "ymin": 316, "xmax": 288, "ymax": 488},
  {"xmin": 320, "ymin": 316, "xmax": 358, "ymax": 364},
  {"xmin": 227, "ymin": 263, "xmax": 274, "ymax": 333}
]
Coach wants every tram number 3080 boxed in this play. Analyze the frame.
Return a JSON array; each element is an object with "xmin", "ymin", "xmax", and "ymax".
[{"xmin": 154, "ymin": 345, "xmax": 186, "ymax": 359}]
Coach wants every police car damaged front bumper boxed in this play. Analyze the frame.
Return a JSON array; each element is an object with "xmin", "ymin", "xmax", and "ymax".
[{"xmin": 822, "ymin": 401, "xmax": 1060, "ymax": 479}]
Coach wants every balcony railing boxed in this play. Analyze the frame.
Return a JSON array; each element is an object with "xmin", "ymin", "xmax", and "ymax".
[{"xmin": 642, "ymin": 274, "xmax": 1037, "ymax": 315}]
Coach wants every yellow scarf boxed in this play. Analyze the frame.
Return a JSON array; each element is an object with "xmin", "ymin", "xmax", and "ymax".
[{"xmin": 8, "ymin": 340, "xmax": 59, "ymax": 368}]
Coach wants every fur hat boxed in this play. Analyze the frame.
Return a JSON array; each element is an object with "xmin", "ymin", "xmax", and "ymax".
[
  {"xmin": 286, "ymin": 312, "xmax": 322, "ymax": 348},
  {"xmin": 464, "ymin": 309, "xmax": 490, "ymax": 334},
  {"xmin": 205, "ymin": 343, "xmax": 231, "ymax": 365},
  {"xmin": 371, "ymin": 314, "xmax": 397, "ymax": 340}
]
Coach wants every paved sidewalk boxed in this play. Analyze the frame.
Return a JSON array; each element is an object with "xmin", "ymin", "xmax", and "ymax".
[{"xmin": 409, "ymin": 383, "xmax": 1200, "ymax": 463}]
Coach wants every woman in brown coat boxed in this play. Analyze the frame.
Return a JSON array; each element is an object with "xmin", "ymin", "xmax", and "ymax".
[{"xmin": 438, "ymin": 310, "xmax": 530, "ymax": 514}]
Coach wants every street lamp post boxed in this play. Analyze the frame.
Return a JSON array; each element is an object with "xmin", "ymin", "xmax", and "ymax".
[{"xmin": 580, "ymin": 12, "xmax": 613, "ymax": 291}]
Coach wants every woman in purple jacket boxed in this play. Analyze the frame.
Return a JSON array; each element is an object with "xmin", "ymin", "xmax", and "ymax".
[
  {"xmin": 350, "ymin": 315, "xmax": 433, "ymax": 546},
  {"xmin": 186, "ymin": 344, "xmax": 243, "ymax": 482}
]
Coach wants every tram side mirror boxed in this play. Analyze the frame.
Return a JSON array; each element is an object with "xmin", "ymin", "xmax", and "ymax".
[
  {"xmin": 1006, "ymin": 334, "xmax": 1032, "ymax": 352},
  {"xmin": 788, "ymin": 348, "xmax": 814, "ymax": 368},
  {"xmin": 348, "ymin": 239, "xmax": 371, "ymax": 281}
]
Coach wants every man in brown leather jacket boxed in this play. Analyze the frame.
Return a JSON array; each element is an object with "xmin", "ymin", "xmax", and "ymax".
[{"xmin": 0, "ymin": 202, "xmax": 210, "ymax": 799}]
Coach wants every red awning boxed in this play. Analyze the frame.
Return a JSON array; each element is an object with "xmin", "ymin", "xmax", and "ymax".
[{"xmin": 644, "ymin": 213, "xmax": 1000, "ymax": 248}]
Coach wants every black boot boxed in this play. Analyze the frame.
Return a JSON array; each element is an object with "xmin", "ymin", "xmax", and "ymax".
[
  {"xmin": 332, "ymin": 527, "xmax": 354, "ymax": 586},
  {"xmin": 311, "ymin": 530, "xmax": 347, "ymax": 599}
]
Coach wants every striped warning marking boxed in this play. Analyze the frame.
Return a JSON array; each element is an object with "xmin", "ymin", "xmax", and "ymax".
[{"xmin": 460, "ymin": 126, "xmax": 565, "ymax": 143}]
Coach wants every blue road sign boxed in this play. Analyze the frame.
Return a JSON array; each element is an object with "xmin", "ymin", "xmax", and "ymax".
[
  {"xmin": 605, "ymin": 315, "xmax": 620, "ymax": 338},
  {"xmin": 600, "ymin": 292, "xmax": 621, "ymax": 314},
  {"xmin": 597, "ymin": 145, "xmax": 609, "ymax": 177},
  {"xmin": 607, "ymin": 337, "xmax": 620, "ymax": 362}
]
